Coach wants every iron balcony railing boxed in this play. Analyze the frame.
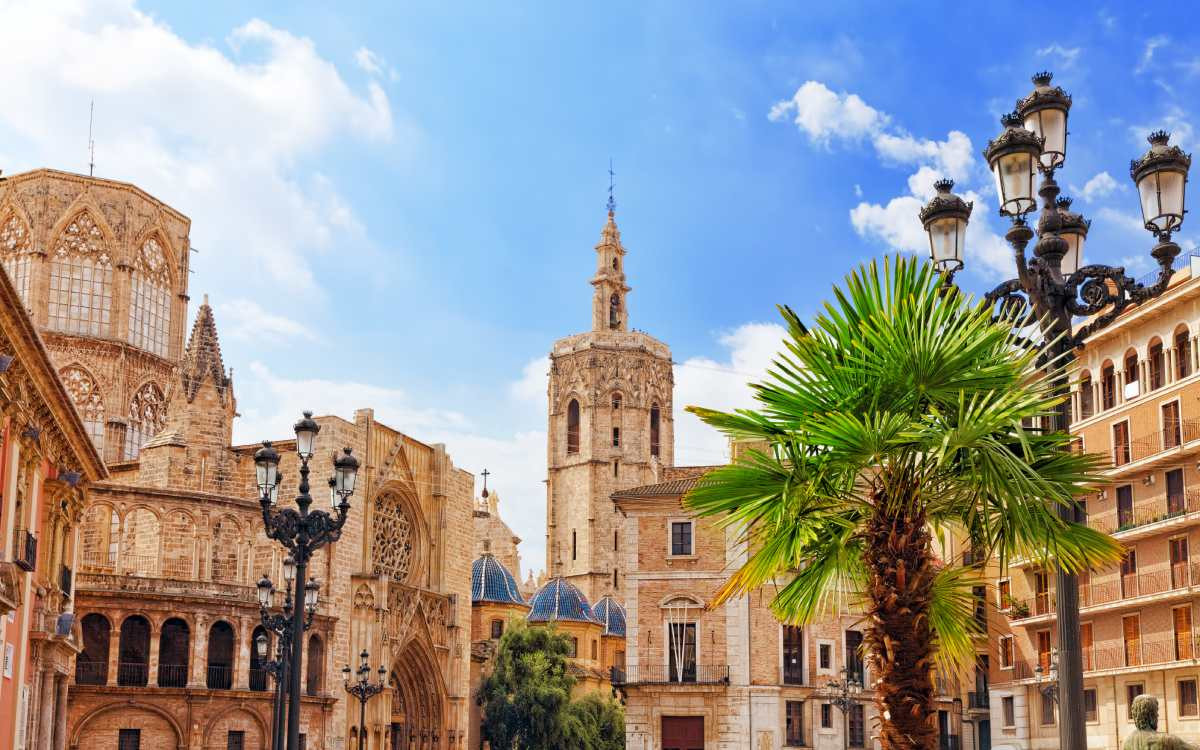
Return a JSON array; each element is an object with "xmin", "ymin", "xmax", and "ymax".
[
  {"xmin": 13, "ymin": 529, "xmax": 36, "ymax": 572},
  {"xmin": 967, "ymin": 691, "xmax": 989, "ymax": 709},
  {"xmin": 610, "ymin": 664, "xmax": 730, "ymax": 686},
  {"xmin": 1111, "ymin": 418, "xmax": 1200, "ymax": 468},
  {"xmin": 249, "ymin": 668, "xmax": 269, "ymax": 691},
  {"xmin": 207, "ymin": 664, "xmax": 233, "ymax": 690},
  {"xmin": 74, "ymin": 659, "xmax": 107, "ymax": 686},
  {"xmin": 156, "ymin": 663, "xmax": 188, "ymax": 688},
  {"xmin": 1009, "ymin": 562, "xmax": 1200, "ymax": 621},
  {"xmin": 1086, "ymin": 486, "xmax": 1200, "ymax": 536},
  {"xmin": 117, "ymin": 662, "xmax": 149, "ymax": 687},
  {"xmin": 1006, "ymin": 633, "xmax": 1200, "ymax": 681}
]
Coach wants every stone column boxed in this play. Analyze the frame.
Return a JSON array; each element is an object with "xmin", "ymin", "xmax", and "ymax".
[
  {"xmin": 234, "ymin": 617, "xmax": 250, "ymax": 690},
  {"xmin": 53, "ymin": 674, "xmax": 68, "ymax": 750},
  {"xmin": 189, "ymin": 614, "xmax": 207, "ymax": 688},
  {"xmin": 147, "ymin": 621, "xmax": 161, "ymax": 687},
  {"xmin": 106, "ymin": 624, "xmax": 120, "ymax": 686},
  {"xmin": 38, "ymin": 669, "xmax": 54, "ymax": 750}
]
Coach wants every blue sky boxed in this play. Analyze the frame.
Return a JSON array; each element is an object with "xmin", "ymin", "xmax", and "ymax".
[{"xmin": 1, "ymin": 1, "xmax": 1197, "ymax": 575}]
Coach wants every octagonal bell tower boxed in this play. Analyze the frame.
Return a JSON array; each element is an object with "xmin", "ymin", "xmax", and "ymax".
[{"xmin": 546, "ymin": 203, "xmax": 674, "ymax": 603}]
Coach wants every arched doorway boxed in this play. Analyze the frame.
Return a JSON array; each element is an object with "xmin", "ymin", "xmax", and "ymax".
[{"xmin": 389, "ymin": 640, "xmax": 446, "ymax": 750}]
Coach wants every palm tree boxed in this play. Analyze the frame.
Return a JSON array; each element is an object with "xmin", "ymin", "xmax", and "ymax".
[{"xmin": 685, "ymin": 257, "xmax": 1122, "ymax": 750}]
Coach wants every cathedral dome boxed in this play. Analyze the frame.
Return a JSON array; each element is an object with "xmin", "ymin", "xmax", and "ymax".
[
  {"xmin": 527, "ymin": 577, "xmax": 599, "ymax": 624},
  {"xmin": 471, "ymin": 553, "xmax": 525, "ymax": 606},
  {"xmin": 592, "ymin": 595, "xmax": 626, "ymax": 637}
]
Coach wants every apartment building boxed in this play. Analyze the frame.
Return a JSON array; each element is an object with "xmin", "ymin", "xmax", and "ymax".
[{"xmin": 990, "ymin": 261, "xmax": 1200, "ymax": 749}]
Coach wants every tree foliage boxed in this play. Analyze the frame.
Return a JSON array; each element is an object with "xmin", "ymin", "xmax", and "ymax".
[
  {"xmin": 684, "ymin": 257, "xmax": 1122, "ymax": 750},
  {"xmin": 478, "ymin": 621, "xmax": 624, "ymax": 750}
]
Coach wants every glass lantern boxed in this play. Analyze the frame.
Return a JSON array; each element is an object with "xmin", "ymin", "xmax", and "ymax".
[
  {"xmin": 985, "ymin": 113, "xmax": 1042, "ymax": 217},
  {"xmin": 1018, "ymin": 71, "xmax": 1071, "ymax": 172},
  {"xmin": 919, "ymin": 179, "xmax": 973, "ymax": 272},
  {"xmin": 1131, "ymin": 130, "xmax": 1191, "ymax": 237}
]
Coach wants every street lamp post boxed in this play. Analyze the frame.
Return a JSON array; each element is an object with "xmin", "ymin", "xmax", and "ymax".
[
  {"xmin": 1036, "ymin": 649, "xmax": 1061, "ymax": 706},
  {"xmin": 819, "ymin": 667, "xmax": 863, "ymax": 750},
  {"xmin": 920, "ymin": 71, "xmax": 1191, "ymax": 750},
  {"xmin": 257, "ymin": 556, "xmax": 319, "ymax": 750},
  {"xmin": 254, "ymin": 412, "xmax": 361, "ymax": 750},
  {"xmin": 342, "ymin": 649, "xmax": 388, "ymax": 750}
]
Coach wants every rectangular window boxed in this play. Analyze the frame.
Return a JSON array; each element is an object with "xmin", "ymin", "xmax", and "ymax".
[
  {"xmin": 668, "ymin": 623, "xmax": 697, "ymax": 683},
  {"xmin": 614, "ymin": 530, "xmax": 618, "ymax": 551},
  {"xmin": 591, "ymin": 639, "xmax": 598, "ymax": 660},
  {"xmin": 490, "ymin": 620, "xmax": 503, "ymax": 639},
  {"xmin": 998, "ymin": 579, "xmax": 1011, "ymax": 609},
  {"xmin": 1113, "ymin": 421, "xmax": 1131, "ymax": 466},
  {"xmin": 1151, "ymin": 342, "xmax": 1165, "ymax": 390},
  {"xmin": 785, "ymin": 700, "xmax": 806, "ymax": 747},
  {"xmin": 848, "ymin": 703, "xmax": 865, "ymax": 747},
  {"xmin": 1117, "ymin": 485, "xmax": 1135, "ymax": 530},
  {"xmin": 568, "ymin": 637, "xmax": 578, "ymax": 658},
  {"xmin": 819, "ymin": 643, "xmax": 831, "ymax": 670},
  {"xmin": 612, "ymin": 427, "xmax": 620, "ymax": 447},
  {"xmin": 1174, "ymin": 605, "xmax": 1194, "ymax": 660},
  {"xmin": 1041, "ymin": 691, "xmax": 1056, "ymax": 725},
  {"xmin": 1037, "ymin": 630, "xmax": 1053, "ymax": 673},
  {"xmin": 845, "ymin": 630, "xmax": 864, "ymax": 684},
  {"xmin": 1128, "ymin": 683, "xmax": 1145, "ymax": 719},
  {"xmin": 227, "ymin": 731, "xmax": 245, "ymax": 750},
  {"xmin": 783, "ymin": 626, "xmax": 804, "ymax": 685},
  {"xmin": 1164, "ymin": 401, "xmax": 1182, "ymax": 448},
  {"xmin": 670, "ymin": 521, "xmax": 693, "ymax": 556},
  {"xmin": 1084, "ymin": 688, "xmax": 1098, "ymax": 722},
  {"xmin": 1182, "ymin": 679, "xmax": 1199, "ymax": 717},
  {"xmin": 1034, "ymin": 570, "xmax": 1050, "ymax": 615},
  {"xmin": 1124, "ymin": 615, "xmax": 1142, "ymax": 667},
  {"xmin": 1002, "ymin": 696, "xmax": 1015, "ymax": 727},
  {"xmin": 1102, "ymin": 366, "xmax": 1116, "ymax": 410},
  {"xmin": 1082, "ymin": 622, "xmax": 1094, "ymax": 671},
  {"xmin": 999, "ymin": 636, "xmax": 1013, "ymax": 669},
  {"xmin": 1168, "ymin": 469, "xmax": 1187, "ymax": 516},
  {"xmin": 820, "ymin": 704, "xmax": 832, "ymax": 729},
  {"xmin": 972, "ymin": 585, "xmax": 987, "ymax": 629},
  {"xmin": 119, "ymin": 730, "xmax": 141, "ymax": 750}
]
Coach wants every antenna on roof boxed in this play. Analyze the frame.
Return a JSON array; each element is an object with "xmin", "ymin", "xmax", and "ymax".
[
  {"xmin": 607, "ymin": 158, "xmax": 616, "ymax": 215},
  {"xmin": 88, "ymin": 100, "xmax": 96, "ymax": 177}
]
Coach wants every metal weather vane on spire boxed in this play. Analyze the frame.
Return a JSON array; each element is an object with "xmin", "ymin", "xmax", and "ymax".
[{"xmin": 607, "ymin": 158, "xmax": 616, "ymax": 215}]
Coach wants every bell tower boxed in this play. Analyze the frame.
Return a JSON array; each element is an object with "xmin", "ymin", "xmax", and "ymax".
[{"xmin": 545, "ymin": 195, "xmax": 674, "ymax": 603}]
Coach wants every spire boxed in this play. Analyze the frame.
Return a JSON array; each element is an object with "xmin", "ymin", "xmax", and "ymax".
[
  {"xmin": 180, "ymin": 295, "xmax": 231, "ymax": 403},
  {"xmin": 607, "ymin": 158, "xmax": 616, "ymax": 216},
  {"xmin": 591, "ymin": 165, "xmax": 630, "ymax": 332}
]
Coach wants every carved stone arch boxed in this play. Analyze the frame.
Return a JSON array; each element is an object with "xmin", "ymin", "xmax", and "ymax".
[
  {"xmin": 130, "ymin": 223, "xmax": 180, "ymax": 287},
  {"xmin": 371, "ymin": 482, "xmax": 427, "ymax": 586},
  {"xmin": 389, "ymin": 634, "xmax": 448, "ymax": 747},
  {"xmin": 70, "ymin": 700, "xmax": 186, "ymax": 750},
  {"xmin": 0, "ymin": 199, "xmax": 35, "ymax": 304},
  {"xmin": 58, "ymin": 363, "xmax": 105, "ymax": 451},
  {"xmin": 125, "ymin": 379, "xmax": 167, "ymax": 460},
  {"xmin": 201, "ymin": 703, "xmax": 268, "ymax": 748},
  {"xmin": 658, "ymin": 593, "xmax": 703, "ymax": 608},
  {"xmin": 354, "ymin": 583, "xmax": 376, "ymax": 610}
]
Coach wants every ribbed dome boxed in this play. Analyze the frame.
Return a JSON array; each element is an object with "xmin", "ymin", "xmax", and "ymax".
[
  {"xmin": 471, "ymin": 554, "xmax": 525, "ymax": 605},
  {"xmin": 592, "ymin": 595, "xmax": 626, "ymax": 637},
  {"xmin": 527, "ymin": 577, "xmax": 599, "ymax": 624}
]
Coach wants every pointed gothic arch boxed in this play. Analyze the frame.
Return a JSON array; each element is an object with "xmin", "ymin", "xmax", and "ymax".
[
  {"xmin": 58, "ymin": 364, "xmax": 105, "ymax": 453},
  {"xmin": 129, "ymin": 231, "xmax": 173, "ymax": 358},
  {"xmin": 566, "ymin": 398, "xmax": 580, "ymax": 455},
  {"xmin": 0, "ymin": 204, "xmax": 34, "ymax": 305},
  {"xmin": 47, "ymin": 207, "xmax": 114, "ymax": 337},
  {"xmin": 125, "ymin": 380, "xmax": 166, "ymax": 460},
  {"xmin": 372, "ymin": 485, "xmax": 426, "ymax": 586},
  {"xmin": 390, "ymin": 636, "xmax": 447, "ymax": 749}
]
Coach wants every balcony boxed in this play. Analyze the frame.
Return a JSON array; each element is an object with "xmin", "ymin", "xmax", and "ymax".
[
  {"xmin": 610, "ymin": 664, "xmax": 730, "ymax": 686},
  {"xmin": 12, "ymin": 529, "xmax": 36, "ymax": 572},
  {"xmin": 1008, "ymin": 564, "xmax": 1200, "ymax": 625},
  {"xmin": 156, "ymin": 663, "xmax": 188, "ymax": 688},
  {"xmin": 117, "ymin": 662, "xmax": 149, "ymax": 687},
  {"xmin": 1006, "ymin": 633, "xmax": 1200, "ymax": 683},
  {"xmin": 206, "ymin": 664, "xmax": 233, "ymax": 690},
  {"xmin": 1087, "ymin": 487, "xmax": 1200, "ymax": 540},
  {"xmin": 74, "ymin": 659, "xmax": 107, "ymax": 686},
  {"xmin": 967, "ymin": 691, "xmax": 989, "ymax": 709},
  {"xmin": 250, "ymin": 668, "xmax": 269, "ymax": 691},
  {"xmin": 1107, "ymin": 418, "xmax": 1200, "ymax": 474}
]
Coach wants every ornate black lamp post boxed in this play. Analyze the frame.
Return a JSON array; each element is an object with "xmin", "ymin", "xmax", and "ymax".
[
  {"xmin": 818, "ymin": 667, "xmax": 863, "ymax": 750},
  {"xmin": 1036, "ymin": 649, "xmax": 1060, "ymax": 706},
  {"xmin": 256, "ymin": 556, "xmax": 320, "ymax": 750},
  {"xmin": 254, "ymin": 412, "xmax": 361, "ymax": 750},
  {"xmin": 342, "ymin": 649, "xmax": 388, "ymax": 750},
  {"xmin": 920, "ymin": 72, "xmax": 1191, "ymax": 750}
]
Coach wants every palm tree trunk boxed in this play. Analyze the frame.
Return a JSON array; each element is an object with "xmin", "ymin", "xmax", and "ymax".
[{"xmin": 862, "ymin": 488, "xmax": 939, "ymax": 750}]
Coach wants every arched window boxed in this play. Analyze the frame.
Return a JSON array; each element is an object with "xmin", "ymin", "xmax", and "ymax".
[
  {"xmin": 207, "ymin": 620, "xmax": 235, "ymax": 689},
  {"xmin": 162, "ymin": 511, "xmax": 195, "ymax": 579},
  {"xmin": 1101, "ymin": 362, "xmax": 1116, "ymax": 410},
  {"xmin": 211, "ymin": 516, "xmax": 241, "ymax": 583},
  {"xmin": 611, "ymin": 393, "xmax": 621, "ymax": 410},
  {"xmin": 117, "ymin": 615, "xmax": 151, "ymax": 686},
  {"xmin": 1124, "ymin": 348, "xmax": 1140, "ymax": 398},
  {"xmin": 1176, "ymin": 325, "xmax": 1192, "ymax": 379},
  {"xmin": 566, "ymin": 399, "xmax": 580, "ymax": 455},
  {"xmin": 59, "ymin": 365, "xmax": 105, "ymax": 453},
  {"xmin": 609, "ymin": 293, "xmax": 620, "ymax": 329},
  {"xmin": 1077, "ymin": 371, "xmax": 1094, "ymax": 421},
  {"xmin": 129, "ymin": 237, "xmax": 172, "ymax": 357},
  {"xmin": 650, "ymin": 403, "xmax": 661, "ymax": 458},
  {"xmin": 0, "ymin": 209, "xmax": 33, "ymax": 305},
  {"xmin": 121, "ymin": 509, "xmax": 160, "ymax": 577},
  {"xmin": 1149, "ymin": 338, "xmax": 1165, "ymax": 390},
  {"xmin": 306, "ymin": 635, "xmax": 324, "ymax": 696},
  {"xmin": 48, "ymin": 209, "xmax": 113, "ymax": 336},
  {"xmin": 124, "ymin": 381, "xmax": 166, "ymax": 460},
  {"xmin": 76, "ymin": 613, "xmax": 110, "ymax": 685},
  {"xmin": 157, "ymin": 618, "xmax": 190, "ymax": 687},
  {"xmin": 250, "ymin": 625, "xmax": 270, "ymax": 691}
]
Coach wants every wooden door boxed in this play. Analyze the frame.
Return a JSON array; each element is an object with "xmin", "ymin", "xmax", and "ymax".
[
  {"xmin": 1168, "ymin": 468, "xmax": 1186, "ymax": 515},
  {"xmin": 1175, "ymin": 606, "xmax": 1194, "ymax": 660},
  {"xmin": 1037, "ymin": 630, "xmax": 1052, "ymax": 672},
  {"xmin": 662, "ymin": 716, "xmax": 704, "ymax": 750},
  {"xmin": 1171, "ymin": 537, "xmax": 1190, "ymax": 588},
  {"xmin": 1164, "ymin": 401, "xmax": 1182, "ymax": 448},
  {"xmin": 1081, "ymin": 622, "xmax": 1094, "ymax": 671},
  {"xmin": 1121, "ymin": 548, "xmax": 1138, "ymax": 598},
  {"xmin": 1124, "ymin": 615, "xmax": 1142, "ymax": 666}
]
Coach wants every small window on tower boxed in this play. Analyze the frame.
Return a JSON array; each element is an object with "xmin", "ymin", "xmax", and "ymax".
[
  {"xmin": 612, "ymin": 427, "xmax": 620, "ymax": 447},
  {"xmin": 614, "ymin": 530, "xmax": 618, "ymax": 551},
  {"xmin": 613, "ymin": 459, "xmax": 619, "ymax": 477},
  {"xmin": 612, "ymin": 393, "xmax": 621, "ymax": 409},
  {"xmin": 612, "ymin": 257, "xmax": 618, "ymax": 270},
  {"xmin": 572, "ymin": 530, "xmax": 577, "ymax": 561},
  {"xmin": 609, "ymin": 293, "xmax": 620, "ymax": 329},
  {"xmin": 490, "ymin": 620, "xmax": 504, "ymax": 639},
  {"xmin": 613, "ymin": 569, "xmax": 618, "ymax": 587},
  {"xmin": 650, "ymin": 404, "xmax": 661, "ymax": 458},
  {"xmin": 566, "ymin": 399, "xmax": 580, "ymax": 455}
]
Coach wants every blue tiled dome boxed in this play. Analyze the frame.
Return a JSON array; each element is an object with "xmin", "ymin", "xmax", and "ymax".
[
  {"xmin": 471, "ymin": 554, "xmax": 525, "ymax": 605},
  {"xmin": 592, "ymin": 595, "xmax": 626, "ymax": 637},
  {"xmin": 527, "ymin": 577, "xmax": 599, "ymax": 624}
]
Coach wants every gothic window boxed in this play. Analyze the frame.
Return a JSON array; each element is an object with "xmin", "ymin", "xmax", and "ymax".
[
  {"xmin": 650, "ymin": 403, "xmax": 661, "ymax": 458},
  {"xmin": 49, "ymin": 209, "xmax": 113, "ymax": 336},
  {"xmin": 609, "ymin": 293, "xmax": 620, "ymax": 329},
  {"xmin": 0, "ymin": 209, "xmax": 33, "ymax": 305},
  {"xmin": 59, "ymin": 365, "xmax": 105, "ymax": 453},
  {"xmin": 125, "ymin": 381, "xmax": 166, "ymax": 460},
  {"xmin": 129, "ymin": 237, "xmax": 171, "ymax": 357},
  {"xmin": 566, "ymin": 399, "xmax": 580, "ymax": 454},
  {"xmin": 372, "ymin": 492, "xmax": 415, "ymax": 582}
]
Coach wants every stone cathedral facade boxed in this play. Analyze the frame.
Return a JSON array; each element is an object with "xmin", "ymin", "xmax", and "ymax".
[
  {"xmin": 545, "ymin": 207, "xmax": 675, "ymax": 602},
  {"xmin": 0, "ymin": 169, "xmax": 475, "ymax": 750}
]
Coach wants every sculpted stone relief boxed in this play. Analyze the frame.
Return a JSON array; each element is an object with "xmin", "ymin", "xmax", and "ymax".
[{"xmin": 372, "ymin": 491, "xmax": 416, "ymax": 583}]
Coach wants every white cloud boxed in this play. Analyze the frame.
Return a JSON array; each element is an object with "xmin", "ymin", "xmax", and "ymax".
[
  {"xmin": 1036, "ymin": 44, "xmax": 1082, "ymax": 69},
  {"xmin": 873, "ymin": 131, "xmax": 974, "ymax": 182},
  {"xmin": 0, "ymin": 2, "xmax": 397, "ymax": 298},
  {"xmin": 1074, "ymin": 171, "xmax": 1121, "ymax": 203},
  {"xmin": 215, "ymin": 299, "xmax": 317, "ymax": 343},
  {"xmin": 1137, "ymin": 35, "xmax": 1170, "ymax": 74},
  {"xmin": 768, "ymin": 81, "xmax": 888, "ymax": 145},
  {"xmin": 673, "ymin": 323, "xmax": 786, "ymax": 466},
  {"xmin": 509, "ymin": 356, "xmax": 549, "ymax": 402},
  {"xmin": 1130, "ymin": 109, "xmax": 1194, "ymax": 151},
  {"xmin": 853, "ymin": 184, "xmax": 863, "ymax": 198},
  {"xmin": 354, "ymin": 46, "xmax": 399, "ymax": 81},
  {"xmin": 1096, "ymin": 207, "xmax": 1146, "ymax": 235},
  {"xmin": 850, "ymin": 195, "xmax": 927, "ymax": 255}
]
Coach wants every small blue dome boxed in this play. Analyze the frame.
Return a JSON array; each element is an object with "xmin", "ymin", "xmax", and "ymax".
[
  {"xmin": 592, "ymin": 596, "xmax": 626, "ymax": 637},
  {"xmin": 471, "ymin": 554, "xmax": 525, "ymax": 605},
  {"xmin": 527, "ymin": 577, "xmax": 599, "ymax": 624}
]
